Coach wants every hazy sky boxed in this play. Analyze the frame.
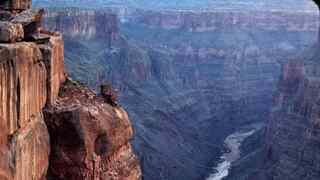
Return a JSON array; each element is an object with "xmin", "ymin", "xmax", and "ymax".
[{"xmin": 33, "ymin": 0, "xmax": 319, "ymax": 11}]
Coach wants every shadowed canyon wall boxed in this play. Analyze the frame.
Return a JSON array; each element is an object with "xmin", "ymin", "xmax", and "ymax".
[
  {"xmin": 258, "ymin": 1, "xmax": 320, "ymax": 179},
  {"xmin": 225, "ymin": 1, "xmax": 320, "ymax": 180},
  {"xmin": 43, "ymin": 7, "xmax": 318, "ymax": 180}
]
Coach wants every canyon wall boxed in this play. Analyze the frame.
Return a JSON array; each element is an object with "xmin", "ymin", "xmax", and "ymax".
[
  {"xmin": 262, "ymin": 59, "xmax": 320, "ymax": 180},
  {"xmin": 0, "ymin": 10, "xmax": 65, "ymax": 179},
  {"xmin": 128, "ymin": 10, "xmax": 319, "ymax": 32},
  {"xmin": 259, "ymin": 4, "xmax": 320, "ymax": 180},
  {"xmin": 44, "ymin": 8, "xmax": 119, "ymax": 43},
  {"xmin": 44, "ymin": 7, "xmax": 318, "ymax": 180},
  {"xmin": 0, "ymin": 4, "xmax": 141, "ymax": 180},
  {"xmin": 226, "ymin": 2, "xmax": 320, "ymax": 180}
]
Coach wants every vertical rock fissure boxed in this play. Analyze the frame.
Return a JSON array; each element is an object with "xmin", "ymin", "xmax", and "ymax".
[{"xmin": 16, "ymin": 78, "xmax": 20, "ymax": 129}]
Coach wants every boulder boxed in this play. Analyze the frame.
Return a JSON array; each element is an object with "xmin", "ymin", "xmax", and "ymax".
[
  {"xmin": 0, "ymin": 21, "xmax": 23, "ymax": 42},
  {"xmin": 12, "ymin": 9, "xmax": 44, "ymax": 39},
  {"xmin": 100, "ymin": 83, "xmax": 119, "ymax": 107}
]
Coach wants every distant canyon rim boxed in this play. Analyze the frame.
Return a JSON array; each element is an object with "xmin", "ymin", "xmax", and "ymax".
[{"xmin": 39, "ymin": 1, "xmax": 319, "ymax": 180}]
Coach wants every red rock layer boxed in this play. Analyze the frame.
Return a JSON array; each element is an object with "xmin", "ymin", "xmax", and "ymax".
[
  {"xmin": 0, "ymin": 40, "xmax": 58, "ymax": 180},
  {"xmin": 0, "ymin": 27, "xmax": 141, "ymax": 180},
  {"xmin": 0, "ymin": 43, "xmax": 46, "ymax": 134},
  {"xmin": 39, "ymin": 34, "xmax": 65, "ymax": 105},
  {"xmin": 44, "ymin": 80, "xmax": 142, "ymax": 180},
  {"xmin": 0, "ymin": 2, "xmax": 141, "ymax": 180},
  {"xmin": 44, "ymin": 8, "xmax": 119, "ymax": 42}
]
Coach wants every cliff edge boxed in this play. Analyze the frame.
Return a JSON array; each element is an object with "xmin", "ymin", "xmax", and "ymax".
[{"xmin": 0, "ymin": 1, "xmax": 141, "ymax": 180}]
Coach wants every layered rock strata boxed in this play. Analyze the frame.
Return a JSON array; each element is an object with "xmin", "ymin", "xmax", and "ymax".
[
  {"xmin": 0, "ymin": 20, "xmax": 57, "ymax": 180},
  {"xmin": 44, "ymin": 8, "xmax": 119, "ymax": 43},
  {"xmin": 44, "ymin": 79, "xmax": 142, "ymax": 180},
  {"xmin": 128, "ymin": 9, "xmax": 319, "ymax": 32},
  {"xmin": 42, "ymin": 6, "xmax": 318, "ymax": 180},
  {"xmin": 0, "ymin": 1, "xmax": 141, "ymax": 180},
  {"xmin": 256, "ymin": 1, "xmax": 320, "ymax": 180}
]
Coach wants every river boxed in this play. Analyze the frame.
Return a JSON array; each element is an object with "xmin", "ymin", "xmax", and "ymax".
[{"xmin": 206, "ymin": 124, "xmax": 263, "ymax": 180}]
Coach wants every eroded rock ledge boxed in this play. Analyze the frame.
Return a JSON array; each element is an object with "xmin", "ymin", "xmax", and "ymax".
[
  {"xmin": 44, "ymin": 79, "xmax": 141, "ymax": 180},
  {"xmin": 0, "ymin": 1, "xmax": 141, "ymax": 179}
]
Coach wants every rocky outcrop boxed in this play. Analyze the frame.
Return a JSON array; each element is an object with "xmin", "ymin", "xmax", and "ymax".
[
  {"xmin": 0, "ymin": 22, "xmax": 24, "ymax": 42},
  {"xmin": 0, "ymin": 16, "xmax": 59, "ymax": 180},
  {"xmin": 39, "ymin": 34, "xmax": 65, "ymax": 105},
  {"xmin": 0, "ymin": 1, "xmax": 141, "ymax": 180},
  {"xmin": 260, "ymin": 58, "xmax": 320, "ymax": 180},
  {"xmin": 44, "ymin": 8, "xmax": 119, "ymax": 43},
  {"xmin": 44, "ymin": 79, "xmax": 141, "ymax": 180}
]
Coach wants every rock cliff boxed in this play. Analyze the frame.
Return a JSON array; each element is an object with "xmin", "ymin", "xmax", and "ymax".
[
  {"xmin": 248, "ymin": 1, "xmax": 320, "ymax": 179},
  {"xmin": 44, "ymin": 79, "xmax": 141, "ymax": 180},
  {"xmin": 128, "ymin": 9, "xmax": 319, "ymax": 32},
  {"xmin": 43, "ymin": 7, "xmax": 318, "ymax": 180},
  {"xmin": 225, "ymin": 1, "xmax": 320, "ymax": 180},
  {"xmin": 44, "ymin": 8, "xmax": 119, "ymax": 43},
  {"xmin": 0, "ymin": 1, "xmax": 141, "ymax": 180},
  {"xmin": 260, "ymin": 2, "xmax": 320, "ymax": 179}
]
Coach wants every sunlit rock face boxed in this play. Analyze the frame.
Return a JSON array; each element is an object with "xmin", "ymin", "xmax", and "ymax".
[
  {"xmin": 44, "ymin": 8, "xmax": 119, "ymax": 42},
  {"xmin": 0, "ymin": 2, "xmax": 66, "ymax": 178},
  {"xmin": 0, "ymin": 42, "xmax": 50, "ymax": 180},
  {"xmin": 44, "ymin": 80, "xmax": 142, "ymax": 180},
  {"xmin": 0, "ymin": 2, "xmax": 141, "ymax": 180},
  {"xmin": 42, "ymin": 6, "xmax": 318, "ymax": 180}
]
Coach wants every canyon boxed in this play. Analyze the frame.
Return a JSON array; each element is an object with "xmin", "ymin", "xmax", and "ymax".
[
  {"xmin": 41, "ymin": 4, "xmax": 319, "ymax": 180},
  {"xmin": 260, "ymin": 2, "xmax": 320, "ymax": 179},
  {"xmin": 206, "ymin": 123, "xmax": 263, "ymax": 180},
  {"xmin": 1, "ymin": 0, "xmax": 320, "ymax": 180},
  {"xmin": 0, "ymin": 1, "xmax": 141, "ymax": 180}
]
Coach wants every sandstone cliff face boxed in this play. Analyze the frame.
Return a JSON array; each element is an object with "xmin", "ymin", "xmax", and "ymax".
[
  {"xmin": 39, "ymin": 35, "xmax": 66, "ymax": 105},
  {"xmin": 44, "ymin": 80, "xmax": 141, "ymax": 180},
  {"xmin": 44, "ymin": 8, "xmax": 119, "ymax": 43},
  {"xmin": 0, "ymin": 3, "xmax": 141, "ymax": 180},
  {"xmin": 0, "ymin": 26, "xmax": 63, "ymax": 180}
]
